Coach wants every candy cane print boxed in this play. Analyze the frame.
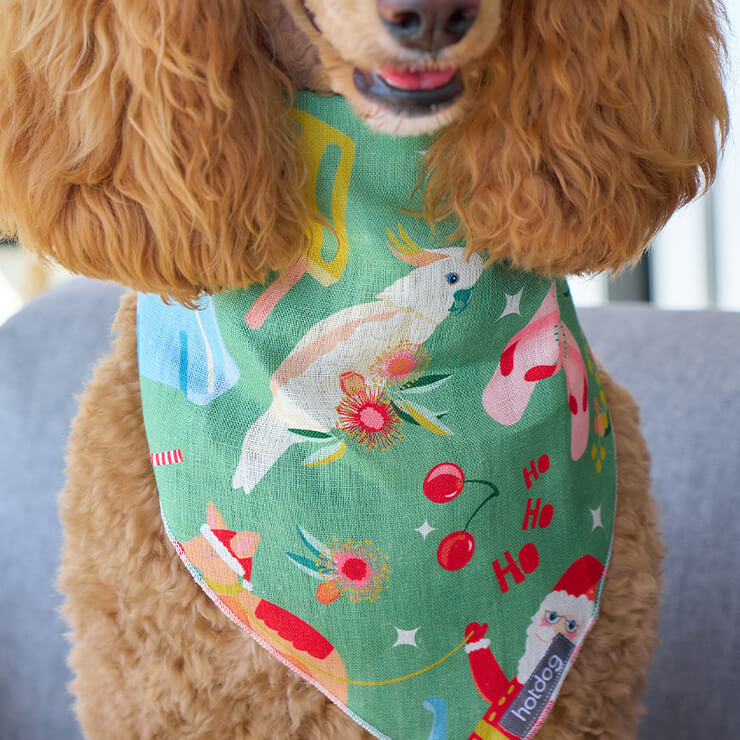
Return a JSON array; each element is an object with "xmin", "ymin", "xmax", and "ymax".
[{"xmin": 150, "ymin": 449, "xmax": 184, "ymax": 467}]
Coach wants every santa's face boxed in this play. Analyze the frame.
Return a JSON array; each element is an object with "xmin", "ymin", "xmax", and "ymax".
[
  {"xmin": 516, "ymin": 591, "xmax": 594, "ymax": 684},
  {"xmin": 536, "ymin": 609, "xmax": 581, "ymax": 643}
]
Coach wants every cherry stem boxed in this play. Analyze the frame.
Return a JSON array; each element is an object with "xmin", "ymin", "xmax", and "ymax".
[
  {"xmin": 466, "ymin": 479, "xmax": 499, "ymax": 493},
  {"xmin": 462, "ymin": 486, "xmax": 500, "ymax": 532}
]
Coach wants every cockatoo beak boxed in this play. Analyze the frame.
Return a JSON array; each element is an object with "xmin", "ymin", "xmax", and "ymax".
[{"xmin": 449, "ymin": 287, "xmax": 474, "ymax": 314}]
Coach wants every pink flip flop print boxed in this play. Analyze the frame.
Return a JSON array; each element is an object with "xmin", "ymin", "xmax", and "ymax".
[
  {"xmin": 482, "ymin": 284, "xmax": 561, "ymax": 426},
  {"xmin": 482, "ymin": 283, "xmax": 590, "ymax": 461},
  {"xmin": 561, "ymin": 324, "xmax": 589, "ymax": 460}
]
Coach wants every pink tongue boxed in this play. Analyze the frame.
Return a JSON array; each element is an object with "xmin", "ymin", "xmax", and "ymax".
[{"xmin": 378, "ymin": 67, "xmax": 456, "ymax": 91}]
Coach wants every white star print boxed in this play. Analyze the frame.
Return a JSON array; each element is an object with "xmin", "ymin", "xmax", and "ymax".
[
  {"xmin": 393, "ymin": 627, "xmax": 420, "ymax": 648},
  {"xmin": 590, "ymin": 506, "xmax": 604, "ymax": 531},
  {"xmin": 499, "ymin": 288, "xmax": 523, "ymax": 318},
  {"xmin": 415, "ymin": 520, "xmax": 435, "ymax": 539}
]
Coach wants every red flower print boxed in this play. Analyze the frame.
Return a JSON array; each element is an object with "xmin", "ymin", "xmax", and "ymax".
[
  {"xmin": 317, "ymin": 539, "xmax": 391, "ymax": 602},
  {"xmin": 371, "ymin": 341, "xmax": 430, "ymax": 387},
  {"xmin": 336, "ymin": 386, "xmax": 403, "ymax": 450}
]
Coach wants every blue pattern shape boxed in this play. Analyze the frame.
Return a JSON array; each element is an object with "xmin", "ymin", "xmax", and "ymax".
[
  {"xmin": 178, "ymin": 330, "xmax": 189, "ymax": 394},
  {"xmin": 422, "ymin": 697, "xmax": 447, "ymax": 740},
  {"xmin": 137, "ymin": 294, "xmax": 240, "ymax": 405}
]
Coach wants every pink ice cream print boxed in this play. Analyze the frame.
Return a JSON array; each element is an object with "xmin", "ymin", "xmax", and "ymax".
[{"xmin": 482, "ymin": 284, "xmax": 589, "ymax": 460}]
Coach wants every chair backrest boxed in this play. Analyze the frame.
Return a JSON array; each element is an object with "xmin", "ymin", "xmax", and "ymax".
[
  {"xmin": 579, "ymin": 304, "xmax": 740, "ymax": 740},
  {"xmin": 0, "ymin": 278, "xmax": 124, "ymax": 740},
  {"xmin": 1, "ymin": 282, "xmax": 738, "ymax": 740}
]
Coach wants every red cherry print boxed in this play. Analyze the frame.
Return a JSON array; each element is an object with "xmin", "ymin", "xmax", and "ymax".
[
  {"xmin": 424, "ymin": 463, "xmax": 465, "ymax": 503},
  {"xmin": 423, "ymin": 465, "xmax": 501, "ymax": 573},
  {"xmin": 437, "ymin": 531, "xmax": 476, "ymax": 571}
]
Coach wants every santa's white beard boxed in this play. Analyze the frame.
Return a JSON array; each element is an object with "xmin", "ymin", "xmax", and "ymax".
[
  {"xmin": 516, "ymin": 591, "xmax": 595, "ymax": 684},
  {"xmin": 517, "ymin": 620, "xmax": 552, "ymax": 684}
]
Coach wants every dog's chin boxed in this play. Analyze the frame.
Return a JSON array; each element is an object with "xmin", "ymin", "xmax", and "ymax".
[{"xmin": 325, "ymin": 64, "xmax": 469, "ymax": 136}]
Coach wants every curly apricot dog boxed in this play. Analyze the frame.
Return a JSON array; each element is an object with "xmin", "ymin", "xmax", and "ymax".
[{"xmin": 0, "ymin": 1, "xmax": 727, "ymax": 738}]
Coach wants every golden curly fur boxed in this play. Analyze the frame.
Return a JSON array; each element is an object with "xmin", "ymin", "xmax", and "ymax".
[
  {"xmin": 0, "ymin": 0, "xmax": 728, "ymax": 737},
  {"xmin": 60, "ymin": 296, "xmax": 661, "ymax": 739},
  {"xmin": 0, "ymin": 0, "xmax": 727, "ymax": 299}
]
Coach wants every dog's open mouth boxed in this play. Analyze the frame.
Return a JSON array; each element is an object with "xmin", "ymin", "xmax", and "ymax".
[{"xmin": 353, "ymin": 67, "xmax": 463, "ymax": 116}]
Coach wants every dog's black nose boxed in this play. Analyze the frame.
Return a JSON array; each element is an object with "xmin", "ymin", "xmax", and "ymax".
[{"xmin": 378, "ymin": 0, "xmax": 479, "ymax": 52}]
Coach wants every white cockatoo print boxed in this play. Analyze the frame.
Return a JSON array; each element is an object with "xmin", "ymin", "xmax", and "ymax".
[{"xmin": 232, "ymin": 239, "xmax": 484, "ymax": 495}]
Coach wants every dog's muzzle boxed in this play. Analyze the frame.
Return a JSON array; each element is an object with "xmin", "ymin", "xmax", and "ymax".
[{"xmin": 353, "ymin": 67, "xmax": 463, "ymax": 115}]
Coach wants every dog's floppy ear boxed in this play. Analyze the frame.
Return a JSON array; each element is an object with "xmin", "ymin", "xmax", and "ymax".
[
  {"xmin": 425, "ymin": 0, "xmax": 728, "ymax": 275},
  {"xmin": 0, "ymin": 0, "xmax": 308, "ymax": 303}
]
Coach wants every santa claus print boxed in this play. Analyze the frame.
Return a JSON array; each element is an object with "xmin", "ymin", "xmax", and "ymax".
[{"xmin": 465, "ymin": 555, "xmax": 604, "ymax": 740}]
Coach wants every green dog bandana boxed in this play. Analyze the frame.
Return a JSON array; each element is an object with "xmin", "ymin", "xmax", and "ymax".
[{"xmin": 137, "ymin": 92, "xmax": 616, "ymax": 740}]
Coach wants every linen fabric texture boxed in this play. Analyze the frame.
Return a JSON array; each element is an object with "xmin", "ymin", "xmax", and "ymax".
[{"xmin": 137, "ymin": 92, "xmax": 616, "ymax": 740}]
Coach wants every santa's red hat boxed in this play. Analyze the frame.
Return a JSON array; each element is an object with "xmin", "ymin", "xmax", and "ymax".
[
  {"xmin": 552, "ymin": 555, "xmax": 604, "ymax": 602},
  {"xmin": 200, "ymin": 524, "xmax": 254, "ymax": 591}
]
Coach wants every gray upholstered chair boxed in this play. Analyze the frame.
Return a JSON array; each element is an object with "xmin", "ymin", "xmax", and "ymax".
[{"xmin": 1, "ymin": 278, "xmax": 738, "ymax": 740}]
